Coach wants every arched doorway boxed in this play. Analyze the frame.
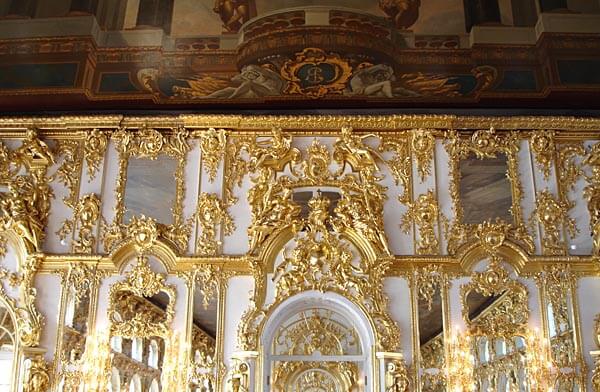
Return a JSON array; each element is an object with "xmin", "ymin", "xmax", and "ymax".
[{"xmin": 261, "ymin": 292, "xmax": 376, "ymax": 392}]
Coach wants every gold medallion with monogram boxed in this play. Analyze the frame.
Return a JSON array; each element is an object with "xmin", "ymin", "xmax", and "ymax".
[{"xmin": 281, "ymin": 48, "xmax": 353, "ymax": 98}]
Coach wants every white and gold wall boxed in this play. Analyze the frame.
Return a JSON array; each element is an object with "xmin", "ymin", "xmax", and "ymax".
[{"xmin": 0, "ymin": 115, "xmax": 599, "ymax": 392}]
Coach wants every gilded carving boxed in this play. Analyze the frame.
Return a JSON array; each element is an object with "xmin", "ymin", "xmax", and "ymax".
[
  {"xmin": 445, "ymin": 128, "xmax": 533, "ymax": 255},
  {"xmin": 556, "ymin": 142, "xmax": 584, "ymax": 206},
  {"xmin": 108, "ymin": 255, "xmax": 176, "ymax": 339},
  {"xmin": 379, "ymin": 135, "xmax": 412, "ymax": 203},
  {"xmin": 54, "ymin": 140, "xmax": 84, "ymax": 209},
  {"xmin": 334, "ymin": 126, "xmax": 384, "ymax": 181},
  {"xmin": 411, "ymin": 129, "xmax": 435, "ymax": 182},
  {"xmin": 584, "ymin": 142, "xmax": 600, "ymax": 257},
  {"xmin": 16, "ymin": 255, "xmax": 44, "ymax": 347},
  {"xmin": 401, "ymin": 191, "xmax": 445, "ymax": 255},
  {"xmin": 24, "ymin": 355, "xmax": 51, "ymax": 392},
  {"xmin": 195, "ymin": 193, "xmax": 234, "ymax": 256},
  {"xmin": 530, "ymin": 130, "xmax": 555, "ymax": 180},
  {"xmin": 57, "ymin": 193, "xmax": 102, "ymax": 254},
  {"xmin": 84, "ymin": 129, "xmax": 108, "ymax": 180},
  {"xmin": 385, "ymin": 359, "xmax": 410, "ymax": 392},
  {"xmin": 225, "ymin": 359, "xmax": 249, "ymax": 392},
  {"xmin": 532, "ymin": 190, "xmax": 578, "ymax": 255},
  {"xmin": 240, "ymin": 192, "xmax": 400, "ymax": 352},
  {"xmin": 198, "ymin": 127, "xmax": 227, "ymax": 183}
]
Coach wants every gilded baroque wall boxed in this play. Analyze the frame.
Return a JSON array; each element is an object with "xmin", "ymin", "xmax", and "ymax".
[{"xmin": 1, "ymin": 115, "xmax": 600, "ymax": 391}]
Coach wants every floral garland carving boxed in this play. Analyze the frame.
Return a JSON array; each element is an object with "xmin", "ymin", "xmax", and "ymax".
[{"xmin": 195, "ymin": 193, "xmax": 235, "ymax": 256}]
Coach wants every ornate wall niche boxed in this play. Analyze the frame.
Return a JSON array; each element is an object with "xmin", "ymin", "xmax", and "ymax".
[
  {"xmin": 411, "ymin": 265, "xmax": 449, "ymax": 391},
  {"xmin": 103, "ymin": 127, "xmax": 191, "ymax": 253},
  {"xmin": 445, "ymin": 128, "xmax": 533, "ymax": 255},
  {"xmin": 186, "ymin": 265, "xmax": 231, "ymax": 392},
  {"xmin": 460, "ymin": 260, "xmax": 531, "ymax": 391}
]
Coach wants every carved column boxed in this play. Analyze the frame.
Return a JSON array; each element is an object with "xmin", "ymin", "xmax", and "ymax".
[
  {"xmin": 538, "ymin": 0, "xmax": 569, "ymax": 12},
  {"xmin": 463, "ymin": 0, "xmax": 502, "ymax": 32},
  {"xmin": 5, "ymin": 0, "xmax": 38, "ymax": 18},
  {"xmin": 135, "ymin": 0, "xmax": 174, "ymax": 33},
  {"xmin": 68, "ymin": 0, "xmax": 99, "ymax": 15}
]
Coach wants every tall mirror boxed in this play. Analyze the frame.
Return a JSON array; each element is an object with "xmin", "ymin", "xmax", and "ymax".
[
  {"xmin": 541, "ymin": 266, "xmax": 584, "ymax": 390},
  {"xmin": 108, "ymin": 256, "xmax": 175, "ymax": 392},
  {"xmin": 188, "ymin": 267, "xmax": 220, "ymax": 392},
  {"xmin": 414, "ymin": 267, "xmax": 447, "ymax": 392},
  {"xmin": 462, "ymin": 262, "xmax": 529, "ymax": 392},
  {"xmin": 57, "ymin": 263, "xmax": 98, "ymax": 391}
]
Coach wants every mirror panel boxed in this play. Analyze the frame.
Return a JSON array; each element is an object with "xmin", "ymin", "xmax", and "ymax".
[
  {"xmin": 108, "ymin": 257, "xmax": 176, "ymax": 392},
  {"xmin": 459, "ymin": 153, "xmax": 512, "ymax": 225},
  {"xmin": 124, "ymin": 156, "xmax": 178, "ymax": 224},
  {"xmin": 0, "ymin": 300, "xmax": 16, "ymax": 391},
  {"xmin": 189, "ymin": 278, "xmax": 218, "ymax": 391}
]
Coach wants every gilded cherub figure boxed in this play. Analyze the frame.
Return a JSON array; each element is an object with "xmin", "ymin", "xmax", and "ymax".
[
  {"xmin": 334, "ymin": 126, "xmax": 385, "ymax": 181},
  {"xmin": 24, "ymin": 356, "xmax": 50, "ymax": 392},
  {"xmin": 385, "ymin": 360, "xmax": 410, "ymax": 392},
  {"xmin": 0, "ymin": 176, "xmax": 45, "ymax": 252}
]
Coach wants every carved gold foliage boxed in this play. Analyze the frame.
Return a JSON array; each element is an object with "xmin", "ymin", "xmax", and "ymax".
[
  {"xmin": 84, "ymin": 129, "xmax": 108, "ymax": 180},
  {"xmin": 530, "ymin": 130, "xmax": 556, "ymax": 180},
  {"xmin": 592, "ymin": 361, "xmax": 600, "ymax": 392},
  {"xmin": 16, "ymin": 255, "xmax": 44, "ymax": 347},
  {"xmin": 584, "ymin": 142, "xmax": 600, "ymax": 257},
  {"xmin": 446, "ymin": 332, "xmax": 474, "ymax": 392},
  {"xmin": 198, "ymin": 128, "xmax": 227, "ymax": 183},
  {"xmin": 240, "ymin": 192, "xmax": 400, "ymax": 352},
  {"xmin": 300, "ymin": 138, "xmax": 332, "ymax": 183},
  {"xmin": 194, "ymin": 264, "xmax": 233, "ymax": 310},
  {"xmin": 108, "ymin": 255, "xmax": 175, "ymax": 339},
  {"xmin": 556, "ymin": 142, "xmax": 584, "ymax": 206},
  {"xmin": 401, "ymin": 191, "xmax": 445, "ymax": 255},
  {"xmin": 54, "ymin": 139, "xmax": 84, "ymax": 209},
  {"xmin": 461, "ymin": 260, "xmax": 529, "ymax": 339},
  {"xmin": 225, "ymin": 359, "xmax": 249, "ymax": 392},
  {"xmin": 272, "ymin": 361, "xmax": 359, "ymax": 392},
  {"xmin": 24, "ymin": 355, "xmax": 51, "ymax": 392},
  {"xmin": 379, "ymin": 135, "xmax": 412, "ymax": 203},
  {"xmin": 414, "ymin": 264, "xmax": 445, "ymax": 311},
  {"xmin": 195, "ymin": 193, "xmax": 235, "ymax": 256},
  {"xmin": 412, "ymin": 129, "xmax": 435, "ymax": 182},
  {"xmin": 445, "ymin": 128, "xmax": 533, "ymax": 255},
  {"xmin": 57, "ymin": 193, "xmax": 102, "ymax": 254},
  {"xmin": 532, "ymin": 190, "xmax": 578, "ymax": 255},
  {"xmin": 385, "ymin": 359, "xmax": 410, "ymax": 392}
]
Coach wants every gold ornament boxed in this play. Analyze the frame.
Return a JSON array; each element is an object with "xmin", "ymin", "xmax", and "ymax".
[
  {"xmin": 198, "ymin": 127, "xmax": 227, "ymax": 183},
  {"xmin": 195, "ymin": 193, "xmax": 235, "ymax": 256},
  {"xmin": 530, "ymin": 130, "xmax": 556, "ymax": 180},
  {"xmin": 385, "ymin": 359, "xmax": 410, "ymax": 392},
  {"xmin": 401, "ymin": 190, "xmax": 445, "ymax": 255},
  {"xmin": 108, "ymin": 255, "xmax": 176, "ymax": 339},
  {"xmin": 532, "ymin": 190, "xmax": 578, "ymax": 255},
  {"xmin": 225, "ymin": 359, "xmax": 249, "ymax": 392},
  {"xmin": 379, "ymin": 135, "xmax": 412, "ymax": 204},
  {"xmin": 411, "ymin": 129, "xmax": 435, "ymax": 182},
  {"xmin": 24, "ymin": 355, "xmax": 51, "ymax": 392},
  {"xmin": 57, "ymin": 193, "xmax": 102, "ymax": 254},
  {"xmin": 584, "ymin": 142, "xmax": 600, "ymax": 257},
  {"xmin": 334, "ymin": 126, "xmax": 384, "ymax": 181},
  {"xmin": 445, "ymin": 128, "xmax": 533, "ymax": 255},
  {"xmin": 84, "ymin": 128, "xmax": 109, "ymax": 180},
  {"xmin": 54, "ymin": 139, "xmax": 84, "ymax": 210}
]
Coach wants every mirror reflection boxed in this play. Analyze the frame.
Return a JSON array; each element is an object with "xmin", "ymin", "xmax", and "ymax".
[
  {"xmin": 464, "ymin": 289, "xmax": 528, "ymax": 392},
  {"xmin": 0, "ymin": 301, "xmax": 16, "ymax": 392},
  {"xmin": 124, "ymin": 156, "xmax": 177, "ymax": 224},
  {"xmin": 459, "ymin": 153, "xmax": 512, "ymax": 225},
  {"xmin": 189, "ymin": 281, "xmax": 218, "ymax": 392},
  {"xmin": 61, "ymin": 281, "xmax": 91, "ymax": 363},
  {"xmin": 418, "ymin": 286, "xmax": 445, "ymax": 392}
]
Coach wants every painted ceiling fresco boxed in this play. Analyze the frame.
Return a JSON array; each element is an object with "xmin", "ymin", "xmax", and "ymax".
[{"xmin": 0, "ymin": 0, "xmax": 599, "ymax": 109}]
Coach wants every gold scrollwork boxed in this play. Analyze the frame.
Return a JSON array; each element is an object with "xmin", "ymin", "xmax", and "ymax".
[
  {"xmin": 195, "ymin": 193, "xmax": 235, "ymax": 256},
  {"xmin": 530, "ymin": 130, "xmax": 556, "ymax": 180},
  {"xmin": 412, "ymin": 129, "xmax": 435, "ymax": 182},
  {"xmin": 531, "ymin": 190, "xmax": 578, "ymax": 255},
  {"xmin": 379, "ymin": 135, "xmax": 412, "ymax": 204},
  {"xmin": 445, "ymin": 128, "xmax": 533, "ymax": 255},
  {"xmin": 54, "ymin": 139, "xmax": 84, "ymax": 210},
  {"xmin": 24, "ymin": 355, "xmax": 51, "ymax": 392},
  {"xmin": 197, "ymin": 128, "xmax": 227, "ymax": 183},
  {"xmin": 108, "ymin": 255, "xmax": 176, "ymax": 339},
  {"xmin": 57, "ymin": 193, "xmax": 102, "ymax": 254},
  {"xmin": 401, "ymin": 191, "xmax": 446, "ymax": 255},
  {"xmin": 84, "ymin": 129, "xmax": 109, "ymax": 180},
  {"xmin": 103, "ymin": 126, "xmax": 191, "ymax": 252},
  {"xmin": 584, "ymin": 142, "xmax": 600, "ymax": 257}
]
